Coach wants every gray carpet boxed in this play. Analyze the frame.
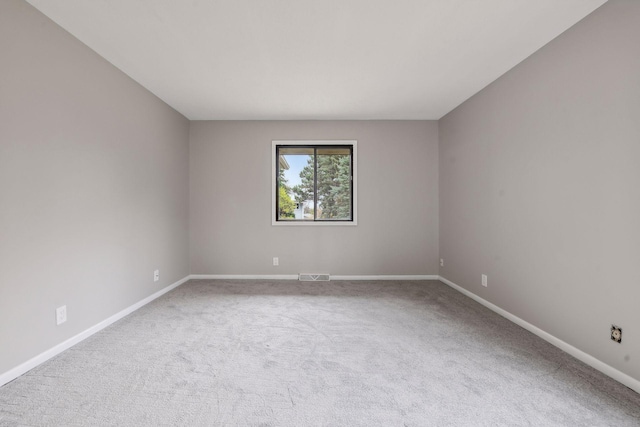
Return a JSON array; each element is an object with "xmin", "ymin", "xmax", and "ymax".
[{"xmin": 1, "ymin": 279, "xmax": 639, "ymax": 426}]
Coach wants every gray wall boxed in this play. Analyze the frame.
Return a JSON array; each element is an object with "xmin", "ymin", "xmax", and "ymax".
[
  {"xmin": 190, "ymin": 121, "xmax": 439, "ymax": 276},
  {"xmin": 0, "ymin": 0, "xmax": 190, "ymax": 375},
  {"xmin": 439, "ymin": 0, "xmax": 639, "ymax": 382}
]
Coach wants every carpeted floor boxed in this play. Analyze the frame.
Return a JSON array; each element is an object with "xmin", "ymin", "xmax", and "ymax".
[{"xmin": 1, "ymin": 279, "xmax": 639, "ymax": 426}]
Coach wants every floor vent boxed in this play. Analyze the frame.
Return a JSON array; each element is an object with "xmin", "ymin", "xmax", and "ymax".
[{"xmin": 298, "ymin": 274, "xmax": 330, "ymax": 282}]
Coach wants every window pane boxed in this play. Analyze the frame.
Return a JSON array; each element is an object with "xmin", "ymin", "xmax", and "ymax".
[
  {"xmin": 316, "ymin": 148, "xmax": 351, "ymax": 220},
  {"xmin": 278, "ymin": 148, "xmax": 314, "ymax": 220}
]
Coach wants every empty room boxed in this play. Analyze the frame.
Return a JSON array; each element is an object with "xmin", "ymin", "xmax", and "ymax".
[{"xmin": 1, "ymin": 0, "xmax": 639, "ymax": 425}]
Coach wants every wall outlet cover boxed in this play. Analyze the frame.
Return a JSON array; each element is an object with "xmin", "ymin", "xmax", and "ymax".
[{"xmin": 56, "ymin": 305, "xmax": 67, "ymax": 325}]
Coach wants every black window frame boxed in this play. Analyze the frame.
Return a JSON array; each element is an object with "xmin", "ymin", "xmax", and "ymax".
[{"xmin": 273, "ymin": 141, "xmax": 357, "ymax": 225}]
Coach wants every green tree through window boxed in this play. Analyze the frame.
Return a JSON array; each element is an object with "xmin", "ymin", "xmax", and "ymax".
[{"xmin": 277, "ymin": 167, "xmax": 296, "ymax": 218}]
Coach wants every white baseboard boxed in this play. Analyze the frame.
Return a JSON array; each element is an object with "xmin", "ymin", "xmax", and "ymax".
[
  {"xmin": 331, "ymin": 275, "xmax": 438, "ymax": 281},
  {"xmin": 190, "ymin": 274, "xmax": 299, "ymax": 280},
  {"xmin": 438, "ymin": 275, "xmax": 640, "ymax": 394},
  {"xmin": 190, "ymin": 274, "xmax": 438, "ymax": 281},
  {"xmin": 0, "ymin": 275, "xmax": 190, "ymax": 388}
]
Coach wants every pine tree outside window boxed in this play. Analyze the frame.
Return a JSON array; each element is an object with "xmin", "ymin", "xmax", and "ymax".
[{"xmin": 272, "ymin": 141, "xmax": 357, "ymax": 225}]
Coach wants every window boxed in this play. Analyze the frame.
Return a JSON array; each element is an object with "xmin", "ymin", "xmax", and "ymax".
[{"xmin": 272, "ymin": 141, "xmax": 357, "ymax": 225}]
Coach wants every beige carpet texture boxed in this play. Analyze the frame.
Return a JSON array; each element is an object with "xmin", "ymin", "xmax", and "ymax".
[{"xmin": 1, "ymin": 279, "xmax": 639, "ymax": 426}]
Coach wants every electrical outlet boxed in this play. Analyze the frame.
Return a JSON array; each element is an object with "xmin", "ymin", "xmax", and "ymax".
[
  {"xmin": 56, "ymin": 305, "xmax": 67, "ymax": 325},
  {"xmin": 481, "ymin": 274, "xmax": 488, "ymax": 287},
  {"xmin": 611, "ymin": 325, "xmax": 622, "ymax": 343},
  {"xmin": 273, "ymin": 257, "xmax": 279, "ymax": 266},
  {"xmin": 440, "ymin": 258, "xmax": 444, "ymax": 267},
  {"xmin": 154, "ymin": 269, "xmax": 160, "ymax": 282}
]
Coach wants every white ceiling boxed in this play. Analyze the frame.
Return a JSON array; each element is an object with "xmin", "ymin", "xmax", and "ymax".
[{"xmin": 27, "ymin": 0, "xmax": 606, "ymax": 120}]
